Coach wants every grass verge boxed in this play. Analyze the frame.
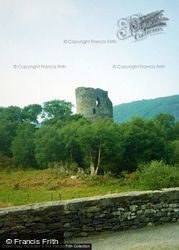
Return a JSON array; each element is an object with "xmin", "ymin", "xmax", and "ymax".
[{"xmin": 0, "ymin": 168, "xmax": 138, "ymax": 208}]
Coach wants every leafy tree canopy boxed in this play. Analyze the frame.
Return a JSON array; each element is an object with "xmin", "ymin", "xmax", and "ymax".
[
  {"xmin": 42, "ymin": 99, "xmax": 72, "ymax": 122},
  {"xmin": 23, "ymin": 104, "xmax": 42, "ymax": 124},
  {"xmin": 11, "ymin": 123, "xmax": 37, "ymax": 167}
]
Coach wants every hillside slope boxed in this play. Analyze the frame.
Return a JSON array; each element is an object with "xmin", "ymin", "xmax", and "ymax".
[{"xmin": 113, "ymin": 95, "xmax": 179, "ymax": 123}]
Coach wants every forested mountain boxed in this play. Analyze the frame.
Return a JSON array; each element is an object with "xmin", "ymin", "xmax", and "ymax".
[{"xmin": 113, "ymin": 95, "xmax": 179, "ymax": 123}]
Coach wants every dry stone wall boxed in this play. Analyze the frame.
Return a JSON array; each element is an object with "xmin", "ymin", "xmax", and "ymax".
[{"xmin": 0, "ymin": 188, "xmax": 179, "ymax": 239}]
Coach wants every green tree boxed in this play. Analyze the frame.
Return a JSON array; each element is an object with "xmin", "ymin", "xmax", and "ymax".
[
  {"xmin": 42, "ymin": 99, "xmax": 72, "ymax": 122},
  {"xmin": 0, "ymin": 119, "xmax": 18, "ymax": 156},
  {"xmin": 23, "ymin": 104, "xmax": 42, "ymax": 124},
  {"xmin": 0, "ymin": 105, "xmax": 42, "ymax": 157},
  {"xmin": 154, "ymin": 113, "xmax": 175, "ymax": 129},
  {"xmin": 0, "ymin": 106, "xmax": 24, "ymax": 122},
  {"xmin": 11, "ymin": 123, "xmax": 37, "ymax": 167},
  {"xmin": 34, "ymin": 125, "xmax": 65, "ymax": 167},
  {"xmin": 154, "ymin": 113, "xmax": 175, "ymax": 140},
  {"xmin": 119, "ymin": 117, "xmax": 173, "ymax": 171},
  {"xmin": 59, "ymin": 119, "xmax": 86, "ymax": 166},
  {"xmin": 0, "ymin": 106, "xmax": 23, "ymax": 156},
  {"xmin": 172, "ymin": 140, "xmax": 179, "ymax": 164},
  {"xmin": 78, "ymin": 119, "xmax": 122, "ymax": 175},
  {"xmin": 173, "ymin": 122, "xmax": 179, "ymax": 140}
]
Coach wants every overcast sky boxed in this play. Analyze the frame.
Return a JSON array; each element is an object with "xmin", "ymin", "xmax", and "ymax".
[{"xmin": 0, "ymin": 0, "xmax": 178, "ymax": 110}]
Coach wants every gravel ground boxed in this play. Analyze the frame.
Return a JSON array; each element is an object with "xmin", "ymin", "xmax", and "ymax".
[{"xmin": 66, "ymin": 223, "xmax": 179, "ymax": 250}]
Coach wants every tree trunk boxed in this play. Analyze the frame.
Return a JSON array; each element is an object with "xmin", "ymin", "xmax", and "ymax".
[
  {"xmin": 94, "ymin": 143, "xmax": 101, "ymax": 175},
  {"xmin": 89, "ymin": 147, "xmax": 95, "ymax": 175}
]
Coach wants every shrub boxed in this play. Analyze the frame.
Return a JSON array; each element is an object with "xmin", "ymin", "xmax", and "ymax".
[
  {"xmin": 48, "ymin": 162, "xmax": 86, "ymax": 178},
  {"xmin": 137, "ymin": 160, "xmax": 179, "ymax": 190},
  {"xmin": 0, "ymin": 153, "xmax": 17, "ymax": 170},
  {"xmin": 119, "ymin": 171, "xmax": 139, "ymax": 186}
]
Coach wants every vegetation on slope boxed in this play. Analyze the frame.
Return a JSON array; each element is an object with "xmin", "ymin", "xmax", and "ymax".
[{"xmin": 113, "ymin": 95, "xmax": 179, "ymax": 123}]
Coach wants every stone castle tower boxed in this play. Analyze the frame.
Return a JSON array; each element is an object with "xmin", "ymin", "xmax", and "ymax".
[{"xmin": 75, "ymin": 87, "xmax": 113, "ymax": 120}]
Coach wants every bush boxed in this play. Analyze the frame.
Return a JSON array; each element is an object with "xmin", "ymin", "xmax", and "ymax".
[
  {"xmin": 83, "ymin": 173, "xmax": 111, "ymax": 185},
  {"xmin": 137, "ymin": 160, "xmax": 179, "ymax": 190},
  {"xmin": 0, "ymin": 153, "xmax": 17, "ymax": 170},
  {"xmin": 48, "ymin": 162, "xmax": 86, "ymax": 178},
  {"xmin": 119, "ymin": 171, "xmax": 139, "ymax": 186}
]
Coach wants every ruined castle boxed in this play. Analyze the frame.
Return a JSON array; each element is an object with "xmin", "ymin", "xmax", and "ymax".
[{"xmin": 75, "ymin": 87, "xmax": 113, "ymax": 120}]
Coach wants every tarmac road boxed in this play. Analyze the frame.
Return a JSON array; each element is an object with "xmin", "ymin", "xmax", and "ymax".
[{"xmin": 66, "ymin": 222, "xmax": 179, "ymax": 250}]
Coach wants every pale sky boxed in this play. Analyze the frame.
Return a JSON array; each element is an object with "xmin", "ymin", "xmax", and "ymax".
[{"xmin": 0, "ymin": 0, "xmax": 178, "ymax": 110}]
